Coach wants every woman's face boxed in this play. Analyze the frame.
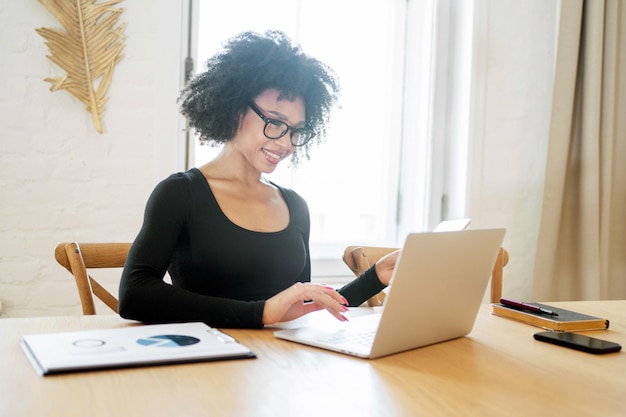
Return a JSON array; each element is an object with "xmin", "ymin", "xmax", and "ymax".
[{"xmin": 233, "ymin": 89, "xmax": 305, "ymax": 174}]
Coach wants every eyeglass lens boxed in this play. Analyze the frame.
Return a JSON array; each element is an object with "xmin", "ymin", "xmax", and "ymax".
[
  {"xmin": 249, "ymin": 102, "xmax": 315, "ymax": 146},
  {"xmin": 264, "ymin": 121, "xmax": 313, "ymax": 146}
]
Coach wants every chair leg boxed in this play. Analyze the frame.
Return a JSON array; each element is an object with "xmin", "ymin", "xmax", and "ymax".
[
  {"xmin": 367, "ymin": 292, "xmax": 386, "ymax": 307},
  {"xmin": 490, "ymin": 248, "xmax": 504, "ymax": 303}
]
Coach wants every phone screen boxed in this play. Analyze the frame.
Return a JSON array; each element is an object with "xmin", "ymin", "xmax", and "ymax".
[{"xmin": 534, "ymin": 331, "xmax": 622, "ymax": 354}]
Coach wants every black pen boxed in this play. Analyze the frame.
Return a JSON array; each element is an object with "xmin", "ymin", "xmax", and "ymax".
[{"xmin": 500, "ymin": 297, "xmax": 559, "ymax": 316}]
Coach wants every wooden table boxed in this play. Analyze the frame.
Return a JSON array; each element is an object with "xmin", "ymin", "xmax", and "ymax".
[{"xmin": 1, "ymin": 301, "xmax": 624, "ymax": 417}]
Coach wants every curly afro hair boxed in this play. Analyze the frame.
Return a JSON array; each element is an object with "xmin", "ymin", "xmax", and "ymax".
[{"xmin": 178, "ymin": 30, "xmax": 341, "ymax": 164}]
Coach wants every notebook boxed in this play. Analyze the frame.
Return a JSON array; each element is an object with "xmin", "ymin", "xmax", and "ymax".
[
  {"xmin": 21, "ymin": 322, "xmax": 255, "ymax": 376},
  {"xmin": 274, "ymin": 228, "xmax": 506, "ymax": 359},
  {"xmin": 433, "ymin": 218, "xmax": 470, "ymax": 232}
]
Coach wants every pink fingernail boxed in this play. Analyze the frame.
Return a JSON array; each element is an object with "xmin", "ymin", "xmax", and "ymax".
[
  {"xmin": 341, "ymin": 296, "xmax": 349, "ymax": 305},
  {"xmin": 341, "ymin": 315, "xmax": 349, "ymax": 322}
]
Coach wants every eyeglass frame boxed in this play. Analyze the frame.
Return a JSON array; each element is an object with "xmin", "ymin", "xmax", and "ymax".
[{"xmin": 247, "ymin": 101, "xmax": 316, "ymax": 147}]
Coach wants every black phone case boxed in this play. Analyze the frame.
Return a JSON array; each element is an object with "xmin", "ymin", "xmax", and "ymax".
[{"xmin": 533, "ymin": 331, "xmax": 621, "ymax": 354}]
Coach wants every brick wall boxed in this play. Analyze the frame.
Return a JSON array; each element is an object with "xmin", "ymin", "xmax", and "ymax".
[{"xmin": 0, "ymin": 0, "xmax": 186, "ymax": 317}]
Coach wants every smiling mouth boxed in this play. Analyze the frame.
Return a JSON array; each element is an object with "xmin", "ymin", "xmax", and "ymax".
[{"xmin": 262, "ymin": 148, "xmax": 287, "ymax": 163}]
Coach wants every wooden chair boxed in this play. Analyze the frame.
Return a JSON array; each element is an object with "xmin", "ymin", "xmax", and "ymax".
[
  {"xmin": 343, "ymin": 245, "xmax": 509, "ymax": 307},
  {"xmin": 54, "ymin": 242, "xmax": 131, "ymax": 315}
]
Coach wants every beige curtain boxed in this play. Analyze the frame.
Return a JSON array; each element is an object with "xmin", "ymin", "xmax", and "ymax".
[{"xmin": 533, "ymin": 0, "xmax": 626, "ymax": 301}]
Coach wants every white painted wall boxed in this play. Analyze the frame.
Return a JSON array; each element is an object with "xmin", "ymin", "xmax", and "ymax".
[
  {"xmin": 0, "ymin": 0, "xmax": 558, "ymax": 317},
  {"xmin": 469, "ymin": 0, "xmax": 557, "ymax": 300},
  {"xmin": 0, "ymin": 0, "xmax": 186, "ymax": 317}
]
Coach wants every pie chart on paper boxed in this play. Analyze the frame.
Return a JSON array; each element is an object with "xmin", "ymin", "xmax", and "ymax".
[{"xmin": 136, "ymin": 334, "xmax": 200, "ymax": 348}]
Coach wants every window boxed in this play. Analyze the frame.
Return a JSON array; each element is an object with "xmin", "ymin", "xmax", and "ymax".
[{"xmin": 185, "ymin": 0, "xmax": 471, "ymax": 280}]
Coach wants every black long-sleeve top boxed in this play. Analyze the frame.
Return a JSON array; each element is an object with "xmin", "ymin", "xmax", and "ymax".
[{"xmin": 118, "ymin": 168, "xmax": 385, "ymax": 328}]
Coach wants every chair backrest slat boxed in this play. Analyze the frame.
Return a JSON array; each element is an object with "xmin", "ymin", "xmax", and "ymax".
[{"xmin": 54, "ymin": 242, "xmax": 131, "ymax": 315}]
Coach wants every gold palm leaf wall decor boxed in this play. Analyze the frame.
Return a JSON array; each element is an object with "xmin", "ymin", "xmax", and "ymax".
[{"xmin": 36, "ymin": 0, "xmax": 127, "ymax": 133}]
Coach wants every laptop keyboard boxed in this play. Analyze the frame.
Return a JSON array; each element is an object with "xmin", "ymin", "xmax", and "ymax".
[{"xmin": 317, "ymin": 329, "xmax": 377, "ymax": 350}]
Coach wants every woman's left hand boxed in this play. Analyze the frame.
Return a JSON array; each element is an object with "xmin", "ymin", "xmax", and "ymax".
[{"xmin": 375, "ymin": 250, "xmax": 400, "ymax": 285}]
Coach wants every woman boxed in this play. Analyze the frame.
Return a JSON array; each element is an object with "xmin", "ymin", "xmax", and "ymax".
[{"xmin": 118, "ymin": 31, "xmax": 398, "ymax": 328}]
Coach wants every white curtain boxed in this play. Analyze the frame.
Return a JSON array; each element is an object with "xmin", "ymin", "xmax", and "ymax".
[{"xmin": 533, "ymin": 0, "xmax": 626, "ymax": 300}]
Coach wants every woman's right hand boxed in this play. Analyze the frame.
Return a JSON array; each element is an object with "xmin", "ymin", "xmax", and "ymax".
[{"xmin": 262, "ymin": 282, "xmax": 349, "ymax": 325}]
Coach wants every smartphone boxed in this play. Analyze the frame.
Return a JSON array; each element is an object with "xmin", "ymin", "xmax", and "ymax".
[{"xmin": 533, "ymin": 331, "xmax": 622, "ymax": 354}]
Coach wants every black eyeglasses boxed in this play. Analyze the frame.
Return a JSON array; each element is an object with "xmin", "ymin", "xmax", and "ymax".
[{"xmin": 247, "ymin": 102, "xmax": 316, "ymax": 147}]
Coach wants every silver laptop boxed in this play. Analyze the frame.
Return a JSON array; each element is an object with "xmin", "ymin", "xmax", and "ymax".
[
  {"xmin": 21, "ymin": 322, "xmax": 255, "ymax": 375},
  {"xmin": 274, "ymin": 228, "xmax": 505, "ymax": 359}
]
